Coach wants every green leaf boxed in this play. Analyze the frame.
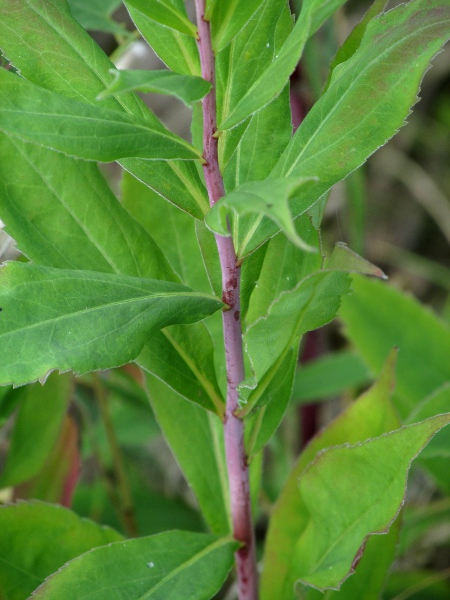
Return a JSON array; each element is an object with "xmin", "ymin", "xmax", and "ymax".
[
  {"xmin": 0, "ymin": 263, "xmax": 223, "ymax": 387},
  {"xmin": 339, "ymin": 275, "xmax": 450, "ymax": 418},
  {"xmin": 215, "ymin": 0, "xmax": 292, "ymax": 177},
  {"xmin": 125, "ymin": 0, "xmax": 198, "ymax": 37},
  {"xmin": 120, "ymin": 170, "xmax": 210, "ymax": 292},
  {"xmin": 33, "ymin": 530, "xmax": 237, "ymax": 600},
  {"xmin": 206, "ymin": 177, "xmax": 319, "ymax": 253},
  {"xmin": 0, "ymin": 373, "xmax": 72, "ymax": 488},
  {"xmin": 260, "ymin": 350, "xmax": 401, "ymax": 599},
  {"xmin": 138, "ymin": 325, "xmax": 224, "ymax": 416},
  {"xmin": 241, "ymin": 0, "xmax": 450, "ymax": 256},
  {"xmin": 68, "ymin": 0, "xmax": 126, "ymax": 35},
  {"xmin": 292, "ymin": 351, "xmax": 372, "ymax": 403},
  {"xmin": 0, "ymin": 501, "xmax": 123, "ymax": 600},
  {"xmin": 98, "ymin": 69, "xmax": 211, "ymax": 106},
  {"xmin": 210, "ymin": 0, "xmax": 264, "ymax": 53},
  {"xmin": 245, "ymin": 221, "xmax": 321, "ymax": 328},
  {"xmin": 303, "ymin": 517, "xmax": 401, "ymax": 600},
  {"xmin": 407, "ymin": 384, "xmax": 450, "ymax": 458},
  {"xmin": 244, "ymin": 271, "xmax": 351, "ymax": 387},
  {"xmin": 0, "ymin": 0, "xmax": 208, "ymax": 217},
  {"xmin": 0, "ymin": 70, "xmax": 200, "ymax": 162},
  {"xmin": 294, "ymin": 415, "xmax": 450, "ymax": 591},
  {"xmin": 0, "ymin": 135, "xmax": 175, "ymax": 281},
  {"xmin": 218, "ymin": 0, "xmax": 351, "ymax": 131},
  {"xmin": 323, "ymin": 0, "xmax": 389, "ymax": 94},
  {"xmin": 145, "ymin": 375, "xmax": 231, "ymax": 536},
  {"xmin": 222, "ymin": 86, "xmax": 292, "ymax": 193},
  {"xmin": 124, "ymin": 0, "xmax": 201, "ymax": 76},
  {"xmin": 245, "ymin": 342, "xmax": 299, "ymax": 458}
]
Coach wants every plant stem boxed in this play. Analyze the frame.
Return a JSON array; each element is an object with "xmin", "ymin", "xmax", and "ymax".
[
  {"xmin": 194, "ymin": 4, "xmax": 258, "ymax": 599},
  {"xmin": 92, "ymin": 374, "xmax": 138, "ymax": 537}
]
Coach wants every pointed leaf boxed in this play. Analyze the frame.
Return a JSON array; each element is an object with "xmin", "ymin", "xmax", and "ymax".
[
  {"xmin": 0, "ymin": 263, "xmax": 223, "ymax": 386},
  {"xmin": 206, "ymin": 177, "xmax": 319, "ymax": 253},
  {"xmin": 261, "ymin": 350, "xmax": 401, "ymax": 599},
  {"xmin": 0, "ymin": 501, "xmax": 123, "ymax": 600},
  {"xmin": 326, "ymin": 242, "xmax": 387, "ymax": 279},
  {"xmin": 68, "ymin": 0, "xmax": 126, "ymax": 34},
  {"xmin": 0, "ymin": 70, "xmax": 200, "ymax": 162},
  {"xmin": 125, "ymin": 0, "xmax": 198, "ymax": 37},
  {"xmin": 0, "ymin": 373, "xmax": 72, "ymax": 488},
  {"xmin": 98, "ymin": 69, "xmax": 211, "ymax": 106},
  {"xmin": 294, "ymin": 415, "xmax": 450, "ymax": 591},
  {"xmin": 146, "ymin": 375, "xmax": 231, "ymax": 536}
]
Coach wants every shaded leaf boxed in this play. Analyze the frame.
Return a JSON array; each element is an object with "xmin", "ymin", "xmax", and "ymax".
[
  {"xmin": 339, "ymin": 275, "xmax": 450, "ymax": 418},
  {"xmin": 146, "ymin": 375, "xmax": 231, "ymax": 536},
  {"xmin": 0, "ymin": 263, "xmax": 222, "ymax": 386},
  {"xmin": 0, "ymin": 501, "xmax": 122, "ymax": 600},
  {"xmin": 68, "ymin": 0, "xmax": 126, "ymax": 35},
  {"xmin": 206, "ymin": 177, "xmax": 319, "ymax": 253},
  {"xmin": 13, "ymin": 413, "xmax": 80, "ymax": 507},
  {"xmin": 126, "ymin": 0, "xmax": 198, "ymax": 37},
  {"xmin": 0, "ymin": 373, "xmax": 72, "ymax": 488},
  {"xmin": 0, "ymin": 70, "xmax": 200, "ymax": 162},
  {"xmin": 98, "ymin": 69, "xmax": 211, "ymax": 106},
  {"xmin": 292, "ymin": 351, "xmax": 372, "ymax": 403}
]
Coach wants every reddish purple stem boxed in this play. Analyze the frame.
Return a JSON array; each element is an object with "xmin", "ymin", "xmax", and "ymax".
[{"xmin": 194, "ymin": 3, "xmax": 258, "ymax": 599}]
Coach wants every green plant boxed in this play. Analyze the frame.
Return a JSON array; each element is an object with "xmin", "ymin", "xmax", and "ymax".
[{"xmin": 0, "ymin": 0, "xmax": 449, "ymax": 599}]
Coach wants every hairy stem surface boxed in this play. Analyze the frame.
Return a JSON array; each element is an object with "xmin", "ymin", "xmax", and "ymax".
[{"xmin": 194, "ymin": 3, "xmax": 258, "ymax": 599}]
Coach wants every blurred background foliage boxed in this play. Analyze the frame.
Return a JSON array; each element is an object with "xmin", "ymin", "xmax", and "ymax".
[{"xmin": 0, "ymin": 1, "xmax": 449, "ymax": 598}]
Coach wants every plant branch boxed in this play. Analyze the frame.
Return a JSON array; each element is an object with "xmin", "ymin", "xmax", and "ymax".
[
  {"xmin": 194, "ymin": 4, "xmax": 258, "ymax": 599},
  {"xmin": 92, "ymin": 374, "xmax": 138, "ymax": 537}
]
